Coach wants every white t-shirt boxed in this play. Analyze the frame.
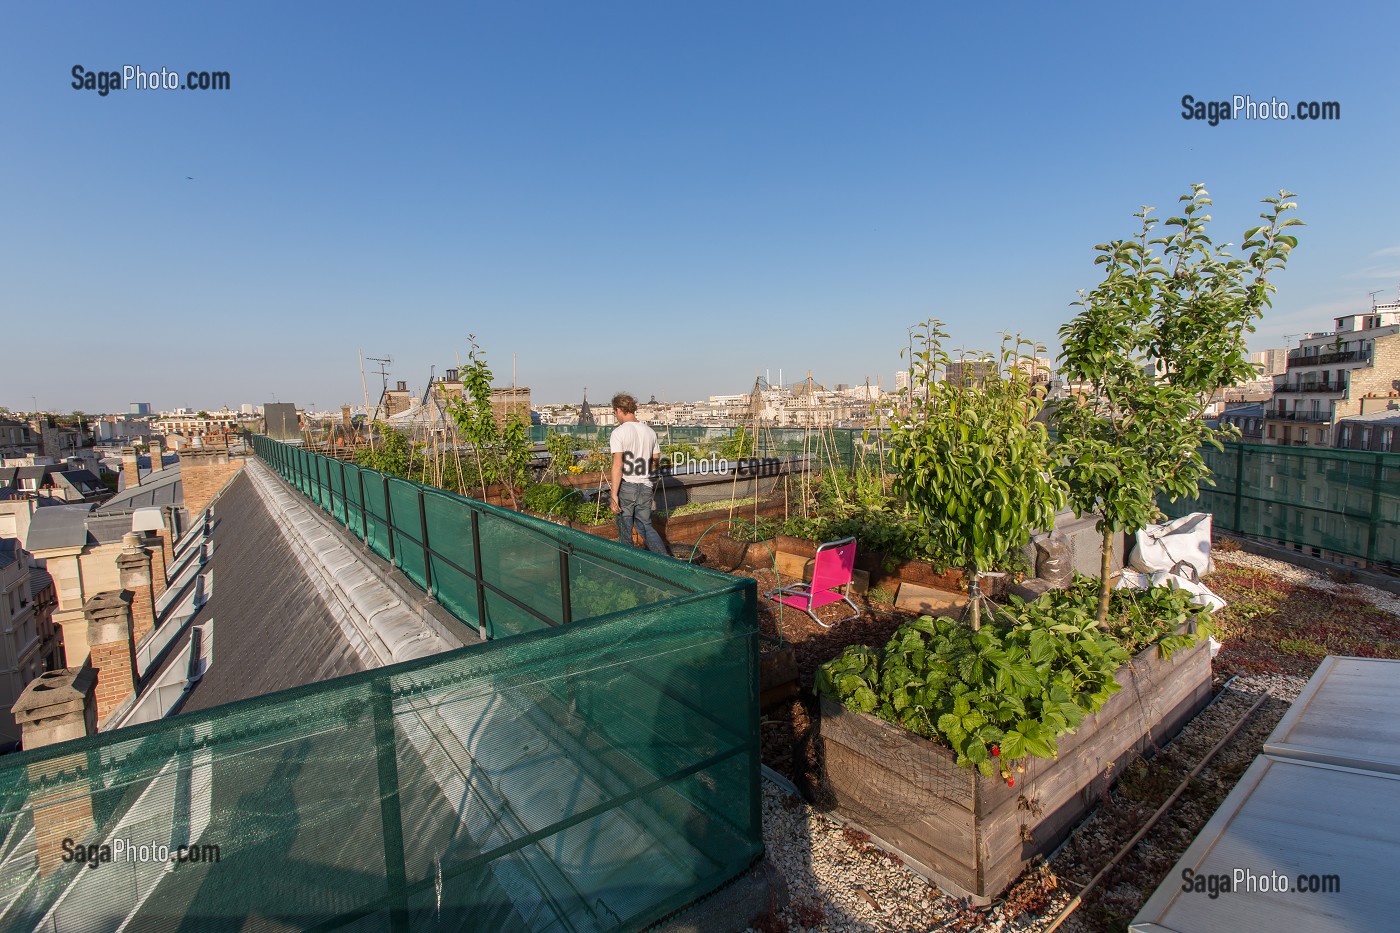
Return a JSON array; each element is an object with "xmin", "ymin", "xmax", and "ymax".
[{"xmin": 610, "ymin": 421, "xmax": 660, "ymax": 484}]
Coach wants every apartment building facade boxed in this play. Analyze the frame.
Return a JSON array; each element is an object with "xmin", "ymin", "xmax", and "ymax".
[{"xmin": 1263, "ymin": 304, "xmax": 1400, "ymax": 447}]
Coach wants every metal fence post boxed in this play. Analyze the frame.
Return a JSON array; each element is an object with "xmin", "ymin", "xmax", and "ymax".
[
  {"xmin": 1233, "ymin": 443, "xmax": 1245, "ymax": 532},
  {"xmin": 383, "ymin": 474, "xmax": 396, "ymax": 566},
  {"xmin": 559, "ymin": 549, "xmax": 572, "ymax": 625},
  {"xmin": 1366, "ymin": 453, "xmax": 1383, "ymax": 565},
  {"xmin": 357, "ymin": 468, "xmax": 368, "ymax": 542},
  {"xmin": 371, "ymin": 676, "xmax": 411, "ymax": 933},
  {"xmin": 418, "ymin": 488, "xmax": 433, "ymax": 595},
  {"xmin": 471, "ymin": 510, "xmax": 486, "ymax": 639},
  {"xmin": 338, "ymin": 459, "xmax": 349, "ymax": 525}
]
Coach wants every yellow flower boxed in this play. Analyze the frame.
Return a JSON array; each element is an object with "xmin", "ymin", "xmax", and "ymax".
[{"xmin": 569, "ymin": 465, "xmax": 583, "ymax": 474}]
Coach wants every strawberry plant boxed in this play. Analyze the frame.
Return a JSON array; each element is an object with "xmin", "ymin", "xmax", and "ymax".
[{"xmin": 817, "ymin": 589, "xmax": 1210, "ymax": 777}]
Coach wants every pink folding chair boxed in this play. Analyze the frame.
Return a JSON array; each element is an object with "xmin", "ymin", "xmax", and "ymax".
[{"xmin": 764, "ymin": 536, "xmax": 861, "ymax": 628}]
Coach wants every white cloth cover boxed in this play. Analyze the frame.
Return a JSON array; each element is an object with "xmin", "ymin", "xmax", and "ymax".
[{"xmin": 1129, "ymin": 512, "xmax": 1214, "ymax": 578}]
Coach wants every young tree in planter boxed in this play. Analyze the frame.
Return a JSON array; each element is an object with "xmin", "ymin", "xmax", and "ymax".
[
  {"xmin": 446, "ymin": 335, "xmax": 532, "ymax": 507},
  {"xmin": 889, "ymin": 320, "xmax": 1065, "ymax": 629},
  {"xmin": 1056, "ymin": 185, "xmax": 1302, "ymax": 625}
]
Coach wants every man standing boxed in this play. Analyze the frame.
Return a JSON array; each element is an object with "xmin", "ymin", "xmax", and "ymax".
[{"xmin": 608, "ymin": 393, "xmax": 669, "ymax": 555}]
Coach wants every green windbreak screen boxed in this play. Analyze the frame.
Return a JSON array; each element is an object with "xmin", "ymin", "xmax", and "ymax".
[
  {"xmin": 0, "ymin": 590, "xmax": 762, "ymax": 932},
  {"xmin": 247, "ymin": 437, "xmax": 720, "ymax": 636},
  {"xmin": 1160, "ymin": 441, "xmax": 1400, "ymax": 567}
]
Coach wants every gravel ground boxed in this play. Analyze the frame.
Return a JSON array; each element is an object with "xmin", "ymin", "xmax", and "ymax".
[
  {"xmin": 1212, "ymin": 547, "xmax": 1400, "ymax": 618},
  {"xmin": 746, "ymin": 546, "xmax": 1394, "ymax": 933}
]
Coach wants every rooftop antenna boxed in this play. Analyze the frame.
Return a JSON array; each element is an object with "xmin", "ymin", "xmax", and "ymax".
[
  {"xmin": 366, "ymin": 355, "xmax": 393, "ymax": 397},
  {"xmin": 1368, "ymin": 289, "xmax": 1384, "ymax": 310}
]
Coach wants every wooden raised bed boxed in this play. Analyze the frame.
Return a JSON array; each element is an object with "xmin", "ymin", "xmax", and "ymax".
[
  {"xmin": 759, "ymin": 638, "xmax": 799, "ymax": 709},
  {"xmin": 818, "ymin": 627, "xmax": 1213, "ymax": 903}
]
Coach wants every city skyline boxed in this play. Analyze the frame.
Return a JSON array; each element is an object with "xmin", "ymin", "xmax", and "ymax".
[{"xmin": 5, "ymin": 2, "xmax": 1399, "ymax": 411}]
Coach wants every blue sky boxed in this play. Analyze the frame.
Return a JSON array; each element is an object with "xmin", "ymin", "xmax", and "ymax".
[{"xmin": 4, "ymin": 2, "xmax": 1398, "ymax": 412}]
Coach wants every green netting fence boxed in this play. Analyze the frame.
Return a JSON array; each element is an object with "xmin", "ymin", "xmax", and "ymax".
[
  {"xmin": 0, "ymin": 439, "xmax": 762, "ymax": 932},
  {"xmin": 1158, "ymin": 440, "xmax": 1400, "ymax": 568},
  {"xmin": 253, "ymin": 435, "xmax": 732, "ymax": 638}
]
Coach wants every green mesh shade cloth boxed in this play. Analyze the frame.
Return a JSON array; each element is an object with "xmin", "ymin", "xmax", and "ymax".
[
  {"xmin": 1160, "ymin": 441, "xmax": 1400, "ymax": 567},
  {"xmin": 0, "ymin": 438, "xmax": 762, "ymax": 932}
]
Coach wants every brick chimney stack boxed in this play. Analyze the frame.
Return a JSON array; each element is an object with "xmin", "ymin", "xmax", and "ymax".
[
  {"xmin": 11, "ymin": 666, "xmax": 98, "ymax": 875},
  {"xmin": 148, "ymin": 441, "xmax": 164, "ymax": 474},
  {"xmin": 181, "ymin": 436, "xmax": 244, "ymax": 516},
  {"xmin": 85, "ymin": 591, "xmax": 137, "ymax": 726},
  {"xmin": 117, "ymin": 533, "xmax": 157, "ymax": 643},
  {"xmin": 120, "ymin": 447, "xmax": 140, "ymax": 490}
]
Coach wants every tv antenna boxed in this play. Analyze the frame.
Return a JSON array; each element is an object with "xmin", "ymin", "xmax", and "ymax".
[
  {"xmin": 1368, "ymin": 289, "xmax": 1384, "ymax": 310},
  {"xmin": 366, "ymin": 356, "xmax": 393, "ymax": 397}
]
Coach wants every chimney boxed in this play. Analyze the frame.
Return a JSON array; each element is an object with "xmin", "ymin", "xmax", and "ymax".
[
  {"xmin": 396, "ymin": 380, "xmax": 407, "ymax": 391},
  {"xmin": 117, "ymin": 533, "xmax": 157, "ymax": 643},
  {"xmin": 120, "ymin": 446, "xmax": 140, "ymax": 489},
  {"xmin": 445, "ymin": 368, "xmax": 459, "ymax": 383},
  {"xmin": 144, "ymin": 529, "xmax": 170, "ymax": 597},
  {"xmin": 148, "ymin": 442, "xmax": 164, "ymax": 474},
  {"xmin": 161, "ymin": 504, "xmax": 181, "ymax": 554},
  {"xmin": 10, "ymin": 666, "xmax": 98, "ymax": 876},
  {"xmin": 85, "ymin": 591, "xmax": 137, "ymax": 726},
  {"xmin": 181, "ymin": 443, "xmax": 244, "ymax": 516}
]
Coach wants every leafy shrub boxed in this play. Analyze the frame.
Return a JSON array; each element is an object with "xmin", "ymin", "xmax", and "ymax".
[
  {"xmin": 573, "ymin": 498, "xmax": 616, "ymax": 525},
  {"xmin": 816, "ymin": 589, "xmax": 1210, "ymax": 778},
  {"xmin": 1035, "ymin": 576, "xmax": 1213, "ymax": 659},
  {"xmin": 570, "ymin": 575, "xmax": 643, "ymax": 618},
  {"xmin": 521, "ymin": 483, "xmax": 576, "ymax": 519}
]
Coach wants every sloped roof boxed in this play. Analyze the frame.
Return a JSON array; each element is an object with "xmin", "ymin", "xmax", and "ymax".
[
  {"xmin": 54, "ymin": 470, "xmax": 105, "ymax": 497},
  {"xmin": 28, "ymin": 564, "xmax": 53, "ymax": 598},
  {"xmin": 24, "ymin": 504, "xmax": 95, "ymax": 551},
  {"xmin": 98, "ymin": 463, "xmax": 182, "ymax": 512}
]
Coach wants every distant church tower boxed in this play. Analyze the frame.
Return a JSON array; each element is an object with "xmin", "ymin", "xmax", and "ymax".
[{"xmin": 578, "ymin": 389, "xmax": 596, "ymax": 427}]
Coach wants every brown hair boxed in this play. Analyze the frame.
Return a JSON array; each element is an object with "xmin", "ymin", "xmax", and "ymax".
[{"xmin": 611, "ymin": 393, "xmax": 638, "ymax": 414}]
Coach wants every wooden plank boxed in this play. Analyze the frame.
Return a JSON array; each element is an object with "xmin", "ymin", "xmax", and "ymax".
[{"xmin": 895, "ymin": 583, "xmax": 969, "ymax": 617}]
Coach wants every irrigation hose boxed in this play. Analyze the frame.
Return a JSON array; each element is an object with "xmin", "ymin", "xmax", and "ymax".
[{"xmin": 1040, "ymin": 687, "xmax": 1272, "ymax": 933}]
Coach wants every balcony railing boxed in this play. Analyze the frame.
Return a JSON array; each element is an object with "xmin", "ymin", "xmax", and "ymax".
[
  {"xmin": 1287, "ymin": 350, "xmax": 1366, "ymax": 368},
  {"xmin": 1269, "ymin": 411, "xmax": 1332, "ymax": 423},
  {"xmin": 1273, "ymin": 382, "xmax": 1346, "ymax": 394}
]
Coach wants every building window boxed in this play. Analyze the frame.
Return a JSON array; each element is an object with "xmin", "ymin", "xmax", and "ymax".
[
  {"xmin": 1384, "ymin": 428, "xmax": 1395, "ymax": 452},
  {"xmin": 1340, "ymin": 426, "xmax": 1352, "ymax": 447},
  {"xmin": 1362, "ymin": 428, "xmax": 1372, "ymax": 448},
  {"xmin": 1267, "ymin": 425, "xmax": 1276, "ymax": 439}
]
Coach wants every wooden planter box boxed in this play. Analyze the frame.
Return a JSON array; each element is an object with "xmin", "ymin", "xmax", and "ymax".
[
  {"xmin": 759, "ymin": 640, "xmax": 799, "ymax": 709},
  {"xmin": 818, "ymin": 628, "xmax": 1212, "ymax": 903}
]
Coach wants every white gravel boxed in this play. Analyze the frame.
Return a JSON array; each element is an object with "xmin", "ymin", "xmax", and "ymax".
[
  {"xmin": 1213, "ymin": 548, "xmax": 1400, "ymax": 618},
  {"xmin": 749, "ymin": 777, "xmax": 1056, "ymax": 933}
]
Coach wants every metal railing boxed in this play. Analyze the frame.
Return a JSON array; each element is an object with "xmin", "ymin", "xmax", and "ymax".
[
  {"xmin": 1287, "ymin": 349, "xmax": 1366, "ymax": 368},
  {"xmin": 1268, "ymin": 411, "xmax": 1331, "ymax": 423}
]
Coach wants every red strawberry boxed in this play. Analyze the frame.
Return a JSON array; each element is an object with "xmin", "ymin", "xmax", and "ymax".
[
  {"xmin": 1007, "ymin": 777, "xmax": 1015, "ymax": 788},
  {"xmin": 991, "ymin": 745, "xmax": 1000, "ymax": 757}
]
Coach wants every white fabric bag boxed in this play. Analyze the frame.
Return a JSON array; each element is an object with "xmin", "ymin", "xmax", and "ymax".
[{"xmin": 1129, "ymin": 512, "xmax": 1214, "ymax": 578}]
